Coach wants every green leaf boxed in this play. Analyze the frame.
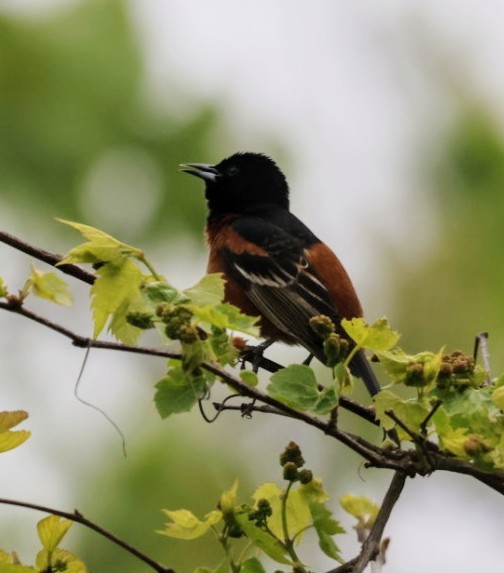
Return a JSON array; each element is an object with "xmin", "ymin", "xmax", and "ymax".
[
  {"xmin": 340, "ymin": 494, "xmax": 379, "ymax": 527},
  {"xmin": 90, "ymin": 259, "xmax": 144, "ymax": 339},
  {"xmin": 235, "ymin": 513, "xmax": 292, "ymax": 565},
  {"xmin": 252, "ymin": 482, "xmax": 312, "ymax": 542},
  {"xmin": 184, "ymin": 273, "xmax": 225, "ymax": 307},
  {"xmin": 28, "ymin": 265, "xmax": 73, "ymax": 306},
  {"xmin": 268, "ymin": 365, "xmax": 338, "ymax": 413},
  {"xmin": 376, "ymin": 347, "xmax": 444, "ymax": 387},
  {"xmin": 0, "ymin": 411, "xmax": 30, "ymax": 453},
  {"xmin": 37, "ymin": 515, "xmax": 72, "ymax": 553},
  {"xmin": 35, "ymin": 548, "xmax": 87, "ymax": 573},
  {"xmin": 143, "ymin": 281, "xmax": 190, "ymax": 305},
  {"xmin": 341, "ymin": 317, "xmax": 400, "ymax": 351},
  {"xmin": 310, "ymin": 502, "xmax": 345, "ymax": 562},
  {"xmin": 157, "ymin": 509, "xmax": 222, "ymax": 540},
  {"xmin": 219, "ymin": 480, "xmax": 239, "ymax": 515},
  {"xmin": 154, "ymin": 367, "xmax": 207, "ymax": 418},
  {"xmin": 0, "ymin": 565, "xmax": 36, "ymax": 573},
  {"xmin": 240, "ymin": 557, "xmax": 266, "ymax": 573},
  {"xmin": 57, "ymin": 218, "xmax": 142, "ymax": 264},
  {"xmin": 192, "ymin": 304, "xmax": 259, "ymax": 336},
  {"xmin": 374, "ymin": 390, "xmax": 430, "ymax": 438},
  {"xmin": 492, "ymin": 386, "xmax": 504, "ymax": 410},
  {"xmin": 0, "ymin": 277, "xmax": 8, "ymax": 298},
  {"xmin": 193, "ymin": 560, "xmax": 230, "ymax": 573},
  {"xmin": 239, "ymin": 370, "xmax": 259, "ymax": 387}
]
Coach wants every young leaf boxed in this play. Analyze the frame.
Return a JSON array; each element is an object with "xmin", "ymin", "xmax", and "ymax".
[
  {"xmin": 219, "ymin": 480, "xmax": 239, "ymax": 515},
  {"xmin": 57, "ymin": 218, "xmax": 143, "ymax": 264},
  {"xmin": 239, "ymin": 370, "xmax": 259, "ymax": 387},
  {"xmin": 37, "ymin": 515, "xmax": 72, "ymax": 553},
  {"xmin": 28, "ymin": 265, "xmax": 73, "ymax": 306},
  {"xmin": 240, "ymin": 557, "xmax": 267, "ymax": 573},
  {"xmin": 0, "ymin": 410, "xmax": 31, "ymax": 453},
  {"xmin": 341, "ymin": 317, "xmax": 400, "ymax": 351},
  {"xmin": 310, "ymin": 502, "xmax": 345, "ymax": 562},
  {"xmin": 0, "ymin": 277, "xmax": 8, "ymax": 298},
  {"xmin": 374, "ymin": 390, "xmax": 430, "ymax": 438},
  {"xmin": 340, "ymin": 494, "xmax": 379, "ymax": 527},
  {"xmin": 90, "ymin": 259, "xmax": 144, "ymax": 339},
  {"xmin": 267, "ymin": 365, "xmax": 319, "ymax": 411},
  {"xmin": 143, "ymin": 281, "xmax": 190, "ymax": 305},
  {"xmin": 492, "ymin": 386, "xmax": 504, "ymax": 410},
  {"xmin": 252, "ymin": 482, "xmax": 311, "ymax": 542},
  {"xmin": 183, "ymin": 273, "xmax": 225, "ymax": 307},
  {"xmin": 235, "ymin": 513, "xmax": 292, "ymax": 565},
  {"xmin": 157, "ymin": 509, "xmax": 222, "ymax": 540},
  {"xmin": 154, "ymin": 367, "xmax": 207, "ymax": 418},
  {"xmin": 267, "ymin": 365, "xmax": 338, "ymax": 413},
  {"xmin": 35, "ymin": 548, "xmax": 87, "ymax": 573}
]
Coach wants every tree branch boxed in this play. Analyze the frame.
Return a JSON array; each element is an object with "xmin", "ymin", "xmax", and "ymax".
[
  {"xmin": 2, "ymin": 231, "xmax": 504, "ymax": 494},
  {"xmin": 328, "ymin": 471, "xmax": 407, "ymax": 573},
  {"xmin": 0, "ymin": 497, "xmax": 174, "ymax": 573},
  {"xmin": 0, "ymin": 230, "xmax": 95, "ymax": 285}
]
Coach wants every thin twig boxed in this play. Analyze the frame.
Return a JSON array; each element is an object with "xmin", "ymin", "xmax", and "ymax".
[
  {"xmin": 327, "ymin": 471, "xmax": 407, "ymax": 573},
  {"xmin": 0, "ymin": 497, "xmax": 174, "ymax": 573},
  {"xmin": 3, "ymin": 298, "xmax": 504, "ymax": 492},
  {"xmin": 0, "ymin": 230, "xmax": 96, "ymax": 285}
]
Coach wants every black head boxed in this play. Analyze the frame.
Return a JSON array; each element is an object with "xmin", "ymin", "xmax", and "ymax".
[{"xmin": 181, "ymin": 152, "xmax": 290, "ymax": 216}]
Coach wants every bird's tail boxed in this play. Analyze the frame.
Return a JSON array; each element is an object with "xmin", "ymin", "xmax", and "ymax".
[{"xmin": 348, "ymin": 349, "xmax": 381, "ymax": 397}]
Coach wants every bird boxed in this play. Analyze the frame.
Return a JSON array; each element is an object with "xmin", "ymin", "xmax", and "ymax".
[{"xmin": 180, "ymin": 152, "xmax": 380, "ymax": 396}]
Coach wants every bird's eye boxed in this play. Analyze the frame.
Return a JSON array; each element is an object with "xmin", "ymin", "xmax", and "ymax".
[{"xmin": 226, "ymin": 165, "xmax": 240, "ymax": 177}]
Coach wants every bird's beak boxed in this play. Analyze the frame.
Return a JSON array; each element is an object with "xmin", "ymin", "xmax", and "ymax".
[{"xmin": 179, "ymin": 163, "xmax": 219, "ymax": 183}]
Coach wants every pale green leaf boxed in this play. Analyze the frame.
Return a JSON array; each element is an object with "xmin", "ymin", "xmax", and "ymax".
[
  {"xmin": 0, "ymin": 277, "xmax": 8, "ymax": 298},
  {"xmin": 252, "ymin": 482, "xmax": 311, "ymax": 542},
  {"xmin": 240, "ymin": 557, "xmax": 266, "ymax": 573},
  {"xmin": 184, "ymin": 273, "xmax": 225, "ymax": 307},
  {"xmin": 492, "ymin": 386, "xmax": 504, "ymax": 410},
  {"xmin": 374, "ymin": 390, "xmax": 430, "ymax": 438},
  {"xmin": 340, "ymin": 494, "xmax": 379, "ymax": 527},
  {"xmin": 219, "ymin": 480, "xmax": 239, "ymax": 515},
  {"xmin": 37, "ymin": 515, "xmax": 72, "ymax": 552},
  {"xmin": 239, "ymin": 370, "xmax": 259, "ymax": 387},
  {"xmin": 235, "ymin": 513, "xmax": 292, "ymax": 565},
  {"xmin": 35, "ymin": 548, "xmax": 87, "ymax": 573},
  {"xmin": 310, "ymin": 502, "xmax": 345, "ymax": 562},
  {"xmin": 28, "ymin": 265, "xmax": 73, "ymax": 306},
  {"xmin": 0, "ymin": 430, "xmax": 31, "ymax": 453},
  {"xmin": 90, "ymin": 259, "xmax": 143, "ymax": 338},
  {"xmin": 341, "ymin": 317, "xmax": 400, "ymax": 351},
  {"xmin": 157, "ymin": 509, "xmax": 222, "ymax": 540}
]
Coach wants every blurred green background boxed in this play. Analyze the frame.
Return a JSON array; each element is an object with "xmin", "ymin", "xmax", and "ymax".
[{"xmin": 1, "ymin": 1, "xmax": 504, "ymax": 572}]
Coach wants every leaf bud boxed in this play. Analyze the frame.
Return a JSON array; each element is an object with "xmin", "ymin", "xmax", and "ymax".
[
  {"xmin": 309, "ymin": 315, "xmax": 336, "ymax": 338},
  {"xmin": 404, "ymin": 362, "xmax": 426, "ymax": 387},
  {"xmin": 126, "ymin": 311, "xmax": 155, "ymax": 330},
  {"xmin": 282, "ymin": 462, "xmax": 299, "ymax": 482},
  {"xmin": 279, "ymin": 441, "xmax": 305, "ymax": 468}
]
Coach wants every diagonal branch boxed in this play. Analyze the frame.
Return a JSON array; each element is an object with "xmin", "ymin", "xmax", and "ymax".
[
  {"xmin": 0, "ymin": 230, "xmax": 96, "ymax": 285},
  {"xmin": 0, "ymin": 497, "xmax": 174, "ymax": 573},
  {"xmin": 327, "ymin": 471, "xmax": 407, "ymax": 573}
]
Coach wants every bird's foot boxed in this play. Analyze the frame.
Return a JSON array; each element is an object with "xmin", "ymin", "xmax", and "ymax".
[{"xmin": 240, "ymin": 338, "xmax": 276, "ymax": 373}]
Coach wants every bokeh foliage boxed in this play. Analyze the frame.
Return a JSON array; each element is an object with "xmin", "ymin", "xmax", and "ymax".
[
  {"xmin": 394, "ymin": 104, "xmax": 504, "ymax": 372},
  {"xmin": 0, "ymin": 0, "xmax": 223, "ymax": 241}
]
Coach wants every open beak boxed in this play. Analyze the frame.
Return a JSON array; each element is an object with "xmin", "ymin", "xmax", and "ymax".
[{"xmin": 179, "ymin": 162, "xmax": 219, "ymax": 183}]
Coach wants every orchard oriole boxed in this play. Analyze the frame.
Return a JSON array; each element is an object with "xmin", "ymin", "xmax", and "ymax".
[{"xmin": 181, "ymin": 152, "xmax": 380, "ymax": 396}]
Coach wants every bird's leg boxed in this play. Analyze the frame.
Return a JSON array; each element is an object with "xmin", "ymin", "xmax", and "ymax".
[
  {"xmin": 303, "ymin": 353, "xmax": 314, "ymax": 366},
  {"xmin": 241, "ymin": 338, "xmax": 276, "ymax": 373}
]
